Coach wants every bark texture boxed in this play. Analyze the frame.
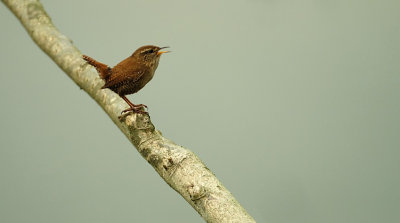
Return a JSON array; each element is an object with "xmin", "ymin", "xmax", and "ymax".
[{"xmin": 2, "ymin": 0, "xmax": 256, "ymax": 222}]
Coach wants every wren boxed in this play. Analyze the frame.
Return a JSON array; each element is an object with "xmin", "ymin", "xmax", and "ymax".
[{"xmin": 82, "ymin": 45, "xmax": 169, "ymax": 115}]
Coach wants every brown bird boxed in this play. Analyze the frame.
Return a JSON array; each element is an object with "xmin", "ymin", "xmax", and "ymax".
[{"xmin": 82, "ymin": 45, "xmax": 169, "ymax": 115}]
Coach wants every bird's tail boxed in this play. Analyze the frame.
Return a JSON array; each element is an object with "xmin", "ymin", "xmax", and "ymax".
[{"xmin": 82, "ymin": 55, "xmax": 111, "ymax": 80}]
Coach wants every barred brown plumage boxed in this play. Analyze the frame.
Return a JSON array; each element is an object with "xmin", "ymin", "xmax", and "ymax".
[{"xmin": 82, "ymin": 45, "xmax": 169, "ymax": 116}]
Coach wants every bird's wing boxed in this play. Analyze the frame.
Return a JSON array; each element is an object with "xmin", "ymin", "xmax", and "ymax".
[
  {"xmin": 102, "ymin": 67, "xmax": 145, "ymax": 89},
  {"xmin": 102, "ymin": 57, "xmax": 145, "ymax": 89}
]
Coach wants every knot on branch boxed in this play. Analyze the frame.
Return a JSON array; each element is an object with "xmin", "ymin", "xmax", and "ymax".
[
  {"xmin": 187, "ymin": 183, "xmax": 207, "ymax": 201},
  {"xmin": 124, "ymin": 113, "xmax": 154, "ymax": 131}
]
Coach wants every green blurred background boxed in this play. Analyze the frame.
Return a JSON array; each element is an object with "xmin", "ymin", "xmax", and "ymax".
[{"xmin": 1, "ymin": 0, "xmax": 399, "ymax": 222}]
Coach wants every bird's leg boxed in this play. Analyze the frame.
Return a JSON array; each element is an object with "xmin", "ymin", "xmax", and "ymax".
[
  {"xmin": 120, "ymin": 95, "xmax": 148, "ymax": 114},
  {"xmin": 122, "ymin": 95, "xmax": 147, "ymax": 109}
]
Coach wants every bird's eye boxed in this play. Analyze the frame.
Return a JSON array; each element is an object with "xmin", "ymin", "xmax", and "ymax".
[{"xmin": 147, "ymin": 49, "xmax": 154, "ymax": 54}]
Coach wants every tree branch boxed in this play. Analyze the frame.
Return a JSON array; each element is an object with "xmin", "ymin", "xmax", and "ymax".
[{"xmin": 2, "ymin": 0, "xmax": 255, "ymax": 222}]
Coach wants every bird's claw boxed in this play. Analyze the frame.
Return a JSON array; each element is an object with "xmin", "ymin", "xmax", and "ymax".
[
  {"xmin": 120, "ymin": 106, "xmax": 148, "ymax": 115},
  {"xmin": 118, "ymin": 107, "xmax": 149, "ymax": 121},
  {"xmin": 133, "ymin": 104, "xmax": 148, "ymax": 109}
]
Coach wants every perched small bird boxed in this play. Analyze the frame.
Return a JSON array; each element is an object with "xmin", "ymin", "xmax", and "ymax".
[{"xmin": 82, "ymin": 45, "xmax": 169, "ymax": 114}]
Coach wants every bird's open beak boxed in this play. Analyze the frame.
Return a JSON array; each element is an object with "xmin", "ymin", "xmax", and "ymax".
[{"xmin": 157, "ymin": 46, "xmax": 170, "ymax": 56}]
